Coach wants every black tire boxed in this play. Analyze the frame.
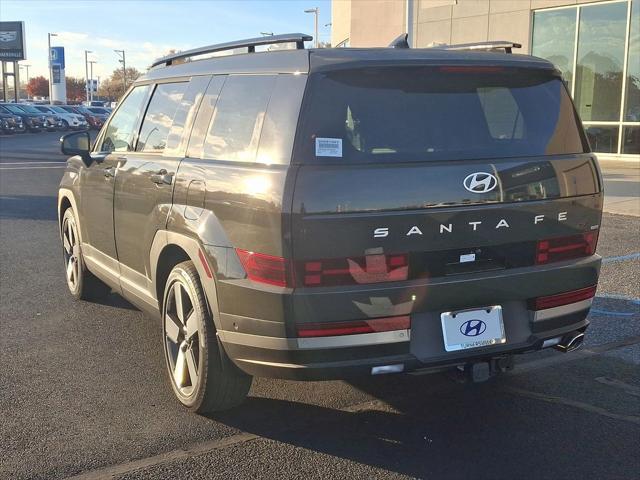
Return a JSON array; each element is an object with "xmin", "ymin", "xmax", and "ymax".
[
  {"xmin": 162, "ymin": 261, "xmax": 252, "ymax": 413},
  {"xmin": 61, "ymin": 120, "xmax": 70, "ymax": 131},
  {"xmin": 61, "ymin": 208, "xmax": 111, "ymax": 301}
]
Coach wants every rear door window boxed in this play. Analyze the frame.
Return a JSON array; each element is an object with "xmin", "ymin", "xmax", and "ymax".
[{"xmin": 297, "ymin": 67, "xmax": 588, "ymax": 163}]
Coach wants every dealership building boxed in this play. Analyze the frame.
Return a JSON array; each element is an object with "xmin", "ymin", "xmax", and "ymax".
[{"xmin": 331, "ymin": 0, "xmax": 639, "ymax": 159}]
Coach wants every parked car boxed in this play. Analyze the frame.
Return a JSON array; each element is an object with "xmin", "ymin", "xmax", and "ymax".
[
  {"xmin": 12, "ymin": 104, "xmax": 63, "ymax": 131},
  {"xmin": 83, "ymin": 100, "xmax": 106, "ymax": 107},
  {"xmin": 59, "ymin": 105, "xmax": 107, "ymax": 130},
  {"xmin": 0, "ymin": 103, "xmax": 46, "ymax": 132},
  {"xmin": 0, "ymin": 112, "xmax": 24, "ymax": 134},
  {"xmin": 58, "ymin": 34, "xmax": 602, "ymax": 413},
  {"xmin": 33, "ymin": 105, "xmax": 89, "ymax": 131},
  {"xmin": 86, "ymin": 106, "xmax": 112, "ymax": 117}
]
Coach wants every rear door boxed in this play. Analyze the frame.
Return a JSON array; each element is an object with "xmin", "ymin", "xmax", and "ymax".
[
  {"xmin": 113, "ymin": 77, "xmax": 209, "ymax": 305},
  {"xmin": 289, "ymin": 65, "xmax": 601, "ymax": 318}
]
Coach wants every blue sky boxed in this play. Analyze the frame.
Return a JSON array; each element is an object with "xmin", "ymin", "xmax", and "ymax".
[{"xmin": 4, "ymin": 0, "xmax": 332, "ymax": 81}]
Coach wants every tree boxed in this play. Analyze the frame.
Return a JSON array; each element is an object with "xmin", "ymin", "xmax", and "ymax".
[
  {"xmin": 66, "ymin": 77, "xmax": 86, "ymax": 102},
  {"xmin": 26, "ymin": 76, "xmax": 49, "ymax": 98},
  {"xmin": 97, "ymin": 67, "xmax": 142, "ymax": 101}
]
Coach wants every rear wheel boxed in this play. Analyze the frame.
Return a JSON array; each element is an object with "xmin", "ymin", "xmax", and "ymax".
[
  {"xmin": 162, "ymin": 261, "xmax": 252, "ymax": 413},
  {"xmin": 61, "ymin": 208, "xmax": 110, "ymax": 300}
]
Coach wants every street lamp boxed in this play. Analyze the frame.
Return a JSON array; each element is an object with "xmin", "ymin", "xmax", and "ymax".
[
  {"xmin": 88, "ymin": 60, "xmax": 97, "ymax": 102},
  {"xmin": 84, "ymin": 50, "xmax": 92, "ymax": 103},
  {"xmin": 114, "ymin": 49, "xmax": 126, "ymax": 95},
  {"xmin": 19, "ymin": 64, "xmax": 31, "ymax": 100},
  {"xmin": 48, "ymin": 33, "xmax": 58, "ymax": 103},
  {"xmin": 304, "ymin": 8, "xmax": 319, "ymax": 48}
]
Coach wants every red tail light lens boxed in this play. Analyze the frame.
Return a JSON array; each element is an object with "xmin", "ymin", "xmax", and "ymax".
[
  {"xmin": 529, "ymin": 285, "xmax": 597, "ymax": 311},
  {"xmin": 301, "ymin": 253, "xmax": 408, "ymax": 287},
  {"xmin": 536, "ymin": 231, "xmax": 598, "ymax": 265},
  {"xmin": 235, "ymin": 249, "xmax": 290, "ymax": 287},
  {"xmin": 297, "ymin": 315, "xmax": 410, "ymax": 338}
]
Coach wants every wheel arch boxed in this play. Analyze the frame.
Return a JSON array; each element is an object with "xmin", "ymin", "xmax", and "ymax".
[
  {"xmin": 150, "ymin": 230, "xmax": 223, "ymax": 331},
  {"xmin": 58, "ymin": 189, "xmax": 82, "ymax": 242}
]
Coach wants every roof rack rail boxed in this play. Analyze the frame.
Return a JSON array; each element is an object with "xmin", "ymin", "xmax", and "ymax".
[
  {"xmin": 437, "ymin": 41, "xmax": 522, "ymax": 54},
  {"xmin": 150, "ymin": 33, "xmax": 313, "ymax": 68}
]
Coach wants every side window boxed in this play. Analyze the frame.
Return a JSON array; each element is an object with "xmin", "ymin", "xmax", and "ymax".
[
  {"xmin": 203, "ymin": 75, "xmax": 276, "ymax": 162},
  {"xmin": 136, "ymin": 82, "xmax": 188, "ymax": 152},
  {"xmin": 101, "ymin": 86, "xmax": 150, "ymax": 152}
]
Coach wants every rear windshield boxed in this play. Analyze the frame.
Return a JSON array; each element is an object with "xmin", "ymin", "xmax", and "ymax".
[{"xmin": 297, "ymin": 67, "xmax": 588, "ymax": 163}]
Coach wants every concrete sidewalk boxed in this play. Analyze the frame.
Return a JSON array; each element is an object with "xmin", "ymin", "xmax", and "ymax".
[{"xmin": 600, "ymin": 159, "xmax": 640, "ymax": 217}]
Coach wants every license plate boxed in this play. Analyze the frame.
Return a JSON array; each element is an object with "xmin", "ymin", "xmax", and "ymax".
[{"xmin": 441, "ymin": 306, "xmax": 506, "ymax": 352}]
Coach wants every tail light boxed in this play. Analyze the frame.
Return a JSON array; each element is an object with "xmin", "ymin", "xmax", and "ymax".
[
  {"xmin": 529, "ymin": 285, "xmax": 597, "ymax": 310},
  {"xmin": 301, "ymin": 253, "xmax": 408, "ymax": 287},
  {"xmin": 296, "ymin": 315, "xmax": 410, "ymax": 338},
  {"xmin": 536, "ymin": 230, "xmax": 598, "ymax": 265},
  {"xmin": 235, "ymin": 249, "xmax": 290, "ymax": 287}
]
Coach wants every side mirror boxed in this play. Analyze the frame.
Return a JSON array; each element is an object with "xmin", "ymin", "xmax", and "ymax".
[{"xmin": 61, "ymin": 131, "xmax": 91, "ymax": 161}]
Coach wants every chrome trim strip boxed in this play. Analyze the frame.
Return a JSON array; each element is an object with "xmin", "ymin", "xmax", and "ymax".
[
  {"xmin": 218, "ymin": 329, "xmax": 411, "ymax": 351},
  {"xmin": 534, "ymin": 298, "xmax": 593, "ymax": 322}
]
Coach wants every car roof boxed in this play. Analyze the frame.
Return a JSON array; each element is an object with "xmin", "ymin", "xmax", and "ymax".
[{"xmin": 140, "ymin": 46, "xmax": 555, "ymax": 83}]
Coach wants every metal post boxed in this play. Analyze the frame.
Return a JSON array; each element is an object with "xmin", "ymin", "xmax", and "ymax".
[
  {"xmin": 89, "ymin": 60, "xmax": 96, "ymax": 102},
  {"xmin": 305, "ymin": 8, "xmax": 319, "ymax": 48},
  {"xmin": 84, "ymin": 50, "xmax": 92, "ymax": 103},
  {"xmin": 13, "ymin": 61, "xmax": 19, "ymax": 103},
  {"xmin": 114, "ymin": 49, "xmax": 126, "ymax": 95},
  {"xmin": 47, "ymin": 33, "xmax": 52, "ymax": 103}
]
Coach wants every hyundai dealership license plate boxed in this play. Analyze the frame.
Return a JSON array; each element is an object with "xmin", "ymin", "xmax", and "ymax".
[{"xmin": 440, "ymin": 306, "xmax": 506, "ymax": 352}]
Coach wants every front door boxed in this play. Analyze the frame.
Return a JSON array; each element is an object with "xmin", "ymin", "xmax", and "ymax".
[{"xmin": 80, "ymin": 85, "xmax": 151, "ymax": 285}]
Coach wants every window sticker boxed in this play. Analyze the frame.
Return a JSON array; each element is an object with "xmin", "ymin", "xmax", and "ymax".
[{"xmin": 315, "ymin": 137, "xmax": 342, "ymax": 157}]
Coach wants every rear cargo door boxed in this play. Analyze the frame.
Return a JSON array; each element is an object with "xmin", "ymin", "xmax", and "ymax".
[{"xmin": 290, "ymin": 66, "xmax": 601, "ymax": 287}]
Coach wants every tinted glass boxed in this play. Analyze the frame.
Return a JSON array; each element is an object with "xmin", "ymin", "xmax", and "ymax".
[
  {"xmin": 100, "ymin": 85, "xmax": 150, "ymax": 153},
  {"xmin": 4, "ymin": 105, "xmax": 26, "ymax": 114},
  {"xmin": 18, "ymin": 105, "xmax": 41, "ymax": 114},
  {"xmin": 136, "ymin": 82, "xmax": 187, "ymax": 152},
  {"xmin": 186, "ymin": 76, "xmax": 225, "ymax": 159},
  {"xmin": 532, "ymin": 8, "xmax": 577, "ymax": 88},
  {"xmin": 298, "ymin": 67, "xmax": 587, "ymax": 164},
  {"xmin": 574, "ymin": 2, "xmax": 627, "ymax": 121},
  {"xmin": 164, "ymin": 76, "xmax": 212, "ymax": 156},
  {"xmin": 203, "ymin": 75, "xmax": 276, "ymax": 162},
  {"xmin": 625, "ymin": 0, "xmax": 640, "ymax": 121},
  {"xmin": 585, "ymin": 125, "xmax": 619, "ymax": 153}
]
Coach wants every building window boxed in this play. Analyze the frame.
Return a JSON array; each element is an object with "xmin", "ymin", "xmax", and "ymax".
[{"xmin": 532, "ymin": 0, "xmax": 640, "ymax": 156}]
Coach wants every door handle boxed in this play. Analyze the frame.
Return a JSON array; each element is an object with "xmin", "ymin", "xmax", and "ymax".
[
  {"xmin": 150, "ymin": 169, "xmax": 174, "ymax": 185},
  {"xmin": 103, "ymin": 166, "xmax": 116, "ymax": 178}
]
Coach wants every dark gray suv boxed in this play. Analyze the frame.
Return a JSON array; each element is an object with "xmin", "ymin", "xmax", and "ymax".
[{"xmin": 58, "ymin": 34, "xmax": 602, "ymax": 412}]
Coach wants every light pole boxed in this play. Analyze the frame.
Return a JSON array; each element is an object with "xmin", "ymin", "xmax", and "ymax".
[
  {"xmin": 114, "ymin": 49, "xmax": 126, "ymax": 95},
  {"xmin": 20, "ymin": 64, "xmax": 30, "ymax": 100},
  {"xmin": 304, "ymin": 8, "xmax": 319, "ymax": 48},
  {"xmin": 84, "ymin": 50, "xmax": 92, "ymax": 103},
  {"xmin": 48, "ymin": 33, "xmax": 58, "ymax": 103},
  {"xmin": 88, "ymin": 60, "xmax": 97, "ymax": 102}
]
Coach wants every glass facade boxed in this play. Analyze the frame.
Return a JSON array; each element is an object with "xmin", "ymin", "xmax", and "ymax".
[{"xmin": 532, "ymin": 0, "xmax": 640, "ymax": 156}]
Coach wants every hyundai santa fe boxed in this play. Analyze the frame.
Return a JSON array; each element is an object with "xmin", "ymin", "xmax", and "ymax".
[{"xmin": 58, "ymin": 34, "xmax": 602, "ymax": 412}]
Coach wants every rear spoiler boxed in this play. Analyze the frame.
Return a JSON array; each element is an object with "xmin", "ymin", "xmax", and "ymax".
[{"xmin": 388, "ymin": 34, "xmax": 521, "ymax": 54}]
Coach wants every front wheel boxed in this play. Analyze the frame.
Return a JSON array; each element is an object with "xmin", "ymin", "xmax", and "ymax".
[
  {"xmin": 61, "ymin": 120, "xmax": 70, "ymax": 131},
  {"xmin": 61, "ymin": 208, "xmax": 110, "ymax": 300},
  {"xmin": 162, "ymin": 261, "xmax": 252, "ymax": 413}
]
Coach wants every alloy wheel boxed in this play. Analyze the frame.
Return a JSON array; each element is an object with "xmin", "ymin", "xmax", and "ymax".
[
  {"xmin": 164, "ymin": 279, "xmax": 200, "ymax": 397},
  {"xmin": 62, "ymin": 215, "xmax": 80, "ymax": 292}
]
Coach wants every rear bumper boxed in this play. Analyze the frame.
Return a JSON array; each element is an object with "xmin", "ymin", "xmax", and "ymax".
[{"xmin": 218, "ymin": 255, "xmax": 601, "ymax": 380}]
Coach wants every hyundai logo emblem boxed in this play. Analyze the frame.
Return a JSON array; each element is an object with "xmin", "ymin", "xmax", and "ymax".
[
  {"xmin": 463, "ymin": 172, "xmax": 498, "ymax": 194},
  {"xmin": 460, "ymin": 319, "xmax": 487, "ymax": 337}
]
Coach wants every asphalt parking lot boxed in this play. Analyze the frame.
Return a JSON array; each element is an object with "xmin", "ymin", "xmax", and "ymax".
[{"xmin": 1, "ymin": 132, "xmax": 639, "ymax": 480}]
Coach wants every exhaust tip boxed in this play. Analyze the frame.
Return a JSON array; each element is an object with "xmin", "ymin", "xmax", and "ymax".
[{"xmin": 554, "ymin": 332, "xmax": 585, "ymax": 353}]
